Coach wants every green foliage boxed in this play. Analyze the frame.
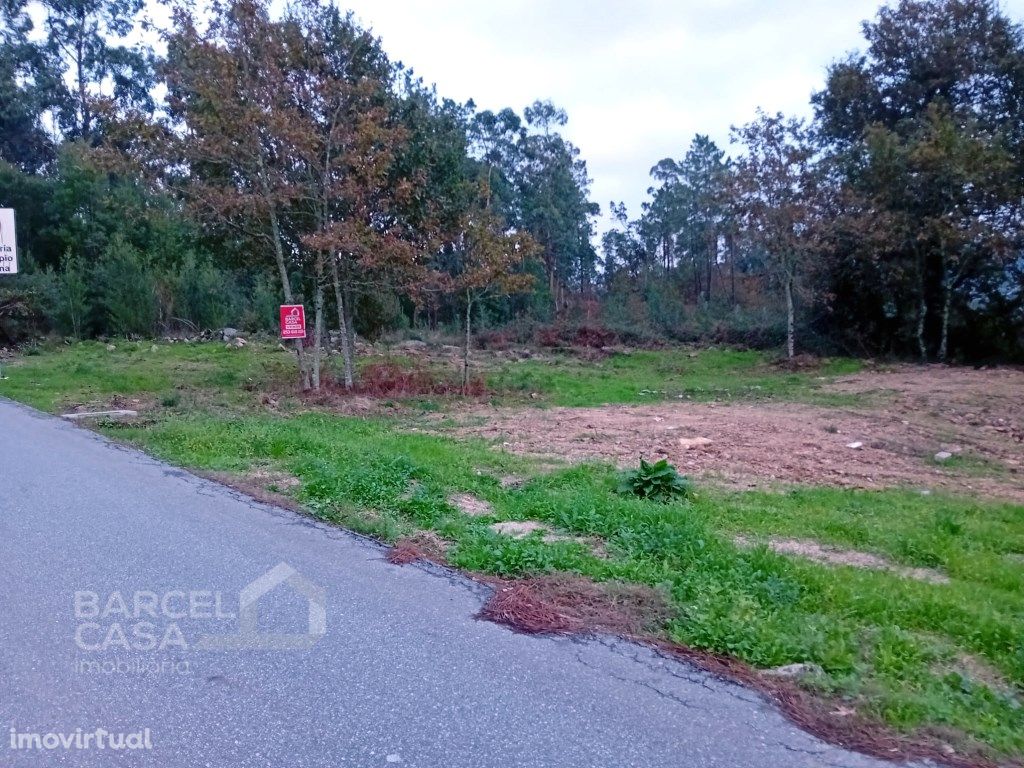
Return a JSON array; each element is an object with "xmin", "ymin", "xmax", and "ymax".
[
  {"xmin": 93, "ymin": 237, "xmax": 157, "ymax": 336},
  {"xmin": 44, "ymin": 251, "xmax": 91, "ymax": 338},
  {"xmin": 173, "ymin": 254, "xmax": 242, "ymax": 331},
  {"xmin": 617, "ymin": 458, "xmax": 692, "ymax": 502},
  {"xmin": 244, "ymin": 274, "xmax": 284, "ymax": 333},
  {"xmin": 353, "ymin": 290, "xmax": 407, "ymax": 340}
]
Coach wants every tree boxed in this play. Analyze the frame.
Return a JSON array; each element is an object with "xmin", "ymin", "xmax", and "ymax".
[
  {"xmin": 442, "ymin": 185, "xmax": 537, "ymax": 391},
  {"xmin": 813, "ymin": 0, "xmax": 1024, "ymax": 359},
  {"xmin": 732, "ymin": 112, "xmax": 821, "ymax": 359},
  {"xmin": 39, "ymin": 0, "xmax": 154, "ymax": 142},
  {"xmin": 514, "ymin": 101, "xmax": 599, "ymax": 314},
  {"xmin": 0, "ymin": 0, "xmax": 56, "ymax": 170},
  {"xmin": 640, "ymin": 136, "xmax": 731, "ymax": 302},
  {"xmin": 284, "ymin": 0, "xmax": 418, "ymax": 390},
  {"xmin": 165, "ymin": 0, "xmax": 312, "ymax": 387}
]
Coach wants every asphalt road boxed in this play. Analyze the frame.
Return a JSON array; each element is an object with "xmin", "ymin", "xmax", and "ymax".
[{"xmin": 0, "ymin": 399, "xmax": 910, "ymax": 767}]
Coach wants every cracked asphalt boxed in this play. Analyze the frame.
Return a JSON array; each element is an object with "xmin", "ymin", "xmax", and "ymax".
[{"xmin": 0, "ymin": 399, "xmax": 918, "ymax": 767}]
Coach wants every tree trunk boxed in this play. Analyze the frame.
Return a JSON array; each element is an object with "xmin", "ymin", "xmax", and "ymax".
[
  {"xmin": 329, "ymin": 256, "xmax": 354, "ymax": 389},
  {"xmin": 728, "ymin": 231, "xmax": 736, "ymax": 306},
  {"xmin": 916, "ymin": 292, "xmax": 929, "ymax": 363},
  {"xmin": 311, "ymin": 254, "xmax": 325, "ymax": 391},
  {"xmin": 267, "ymin": 204, "xmax": 309, "ymax": 390},
  {"xmin": 76, "ymin": 14, "xmax": 90, "ymax": 140},
  {"xmin": 938, "ymin": 270, "xmax": 952, "ymax": 363},
  {"xmin": 462, "ymin": 294, "xmax": 472, "ymax": 394},
  {"xmin": 784, "ymin": 273, "xmax": 795, "ymax": 359},
  {"xmin": 706, "ymin": 230, "xmax": 715, "ymax": 300},
  {"xmin": 343, "ymin": 285, "xmax": 356, "ymax": 374}
]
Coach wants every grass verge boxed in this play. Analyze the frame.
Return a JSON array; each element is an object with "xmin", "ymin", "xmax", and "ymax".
[{"xmin": 108, "ymin": 413, "xmax": 1024, "ymax": 762}]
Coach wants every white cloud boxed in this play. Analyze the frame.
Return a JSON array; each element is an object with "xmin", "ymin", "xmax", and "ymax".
[{"xmin": 338, "ymin": 0, "xmax": 1024, "ymax": 234}]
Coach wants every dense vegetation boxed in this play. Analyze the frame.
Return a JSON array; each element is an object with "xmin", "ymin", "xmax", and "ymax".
[{"xmin": 1, "ymin": 0, "xmax": 1023, "ymax": 383}]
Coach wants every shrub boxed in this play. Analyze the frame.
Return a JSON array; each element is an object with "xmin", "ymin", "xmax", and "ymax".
[
  {"xmin": 93, "ymin": 237, "xmax": 157, "ymax": 336},
  {"xmin": 174, "ymin": 254, "xmax": 241, "ymax": 331},
  {"xmin": 354, "ymin": 290, "xmax": 407, "ymax": 341},
  {"xmin": 44, "ymin": 251, "xmax": 91, "ymax": 338},
  {"xmin": 617, "ymin": 459, "xmax": 692, "ymax": 502},
  {"xmin": 535, "ymin": 324, "xmax": 618, "ymax": 348},
  {"xmin": 350, "ymin": 361, "xmax": 486, "ymax": 397},
  {"xmin": 246, "ymin": 274, "xmax": 283, "ymax": 333}
]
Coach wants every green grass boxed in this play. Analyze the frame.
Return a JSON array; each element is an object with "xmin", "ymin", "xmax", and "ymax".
[
  {"xmin": 105, "ymin": 412, "xmax": 1024, "ymax": 757},
  {"xmin": 0, "ymin": 339, "xmax": 296, "ymax": 412},
  {"xmin": 487, "ymin": 348, "xmax": 863, "ymax": 406},
  {"xmin": 4, "ymin": 340, "xmax": 1022, "ymax": 758}
]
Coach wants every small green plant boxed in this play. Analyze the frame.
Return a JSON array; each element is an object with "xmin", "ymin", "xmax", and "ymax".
[{"xmin": 617, "ymin": 458, "xmax": 692, "ymax": 502}]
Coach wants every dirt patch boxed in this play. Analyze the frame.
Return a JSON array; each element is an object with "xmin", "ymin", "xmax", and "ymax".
[
  {"xmin": 490, "ymin": 520, "xmax": 550, "ymax": 537},
  {"xmin": 437, "ymin": 365, "xmax": 1024, "ymax": 502},
  {"xmin": 936, "ymin": 653, "xmax": 1021, "ymax": 703},
  {"xmin": 489, "ymin": 520, "xmax": 608, "ymax": 557},
  {"xmin": 735, "ymin": 536, "xmax": 950, "ymax": 584},
  {"xmin": 478, "ymin": 573, "xmax": 673, "ymax": 636},
  {"xmin": 386, "ymin": 531, "xmax": 450, "ymax": 565},
  {"xmin": 197, "ymin": 471, "xmax": 306, "ymax": 515},
  {"xmin": 449, "ymin": 493, "xmax": 494, "ymax": 517},
  {"xmin": 246, "ymin": 466, "xmax": 301, "ymax": 492}
]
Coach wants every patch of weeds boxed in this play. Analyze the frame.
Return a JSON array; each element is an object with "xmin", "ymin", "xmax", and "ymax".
[
  {"xmin": 930, "ymin": 451, "xmax": 1009, "ymax": 478},
  {"xmin": 616, "ymin": 458, "xmax": 692, "ymax": 502},
  {"xmin": 486, "ymin": 348, "xmax": 862, "ymax": 406}
]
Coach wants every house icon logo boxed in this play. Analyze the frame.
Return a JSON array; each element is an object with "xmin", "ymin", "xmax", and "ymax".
[{"xmin": 197, "ymin": 563, "xmax": 326, "ymax": 651}]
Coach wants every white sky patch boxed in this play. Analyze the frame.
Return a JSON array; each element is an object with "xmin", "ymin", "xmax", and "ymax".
[{"xmin": 341, "ymin": 0, "xmax": 1024, "ymax": 236}]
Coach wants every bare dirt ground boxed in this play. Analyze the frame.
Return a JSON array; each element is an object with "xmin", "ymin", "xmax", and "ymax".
[{"xmin": 439, "ymin": 364, "xmax": 1024, "ymax": 502}]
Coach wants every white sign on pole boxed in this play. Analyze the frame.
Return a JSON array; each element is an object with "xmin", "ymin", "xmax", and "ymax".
[{"xmin": 0, "ymin": 209, "xmax": 17, "ymax": 274}]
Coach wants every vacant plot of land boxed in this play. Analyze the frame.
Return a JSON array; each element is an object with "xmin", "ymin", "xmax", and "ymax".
[
  {"xmin": 442, "ymin": 364, "xmax": 1024, "ymax": 502},
  {"xmin": 3, "ymin": 340, "xmax": 1022, "ymax": 763}
]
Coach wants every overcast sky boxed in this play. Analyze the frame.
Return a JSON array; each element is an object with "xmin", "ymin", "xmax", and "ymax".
[{"xmin": 341, "ymin": 0, "xmax": 1024, "ymax": 235}]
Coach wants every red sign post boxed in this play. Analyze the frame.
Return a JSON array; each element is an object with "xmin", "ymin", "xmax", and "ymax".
[{"xmin": 279, "ymin": 304, "xmax": 307, "ymax": 339}]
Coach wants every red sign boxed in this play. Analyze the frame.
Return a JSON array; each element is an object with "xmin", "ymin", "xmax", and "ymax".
[{"xmin": 279, "ymin": 304, "xmax": 306, "ymax": 339}]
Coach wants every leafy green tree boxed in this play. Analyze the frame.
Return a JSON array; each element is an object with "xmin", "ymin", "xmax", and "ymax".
[
  {"xmin": 0, "ymin": 1, "xmax": 56, "ymax": 170},
  {"xmin": 732, "ymin": 112, "xmax": 821, "ymax": 359},
  {"xmin": 513, "ymin": 101, "xmax": 599, "ymax": 315},
  {"xmin": 94, "ymin": 236, "xmax": 156, "ymax": 336},
  {"xmin": 814, "ymin": 0, "xmax": 1024, "ymax": 359},
  {"xmin": 39, "ymin": 0, "xmax": 154, "ymax": 142},
  {"xmin": 46, "ymin": 250, "xmax": 90, "ymax": 337},
  {"xmin": 640, "ymin": 135, "xmax": 731, "ymax": 302}
]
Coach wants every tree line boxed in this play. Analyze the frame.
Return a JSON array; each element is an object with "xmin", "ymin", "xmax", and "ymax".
[
  {"xmin": 1, "ymin": 0, "xmax": 1022, "ymax": 388},
  {"xmin": 605, "ymin": 0, "xmax": 1024, "ymax": 362}
]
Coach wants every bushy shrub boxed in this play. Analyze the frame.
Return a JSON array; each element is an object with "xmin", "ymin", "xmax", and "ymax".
[
  {"xmin": 354, "ymin": 290, "xmax": 406, "ymax": 340},
  {"xmin": 244, "ymin": 274, "xmax": 284, "ymax": 333},
  {"xmin": 39, "ymin": 251, "xmax": 92, "ymax": 338},
  {"xmin": 0, "ymin": 283, "xmax": 47, "ymax": 343},
  {"xmin": 174, "ymin": 254, "xmax": 242, "ymax": 331},
  {"xmin": 93, "ymin": 237, "xmax": 157, "ymax": 336},
  {"xmin": 617, "ymin": 459, "xmax": 692, "ymax": 502},
  {"xmin": 535, "ymin": 324, "xmax": 618, "ymax": 348}
]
